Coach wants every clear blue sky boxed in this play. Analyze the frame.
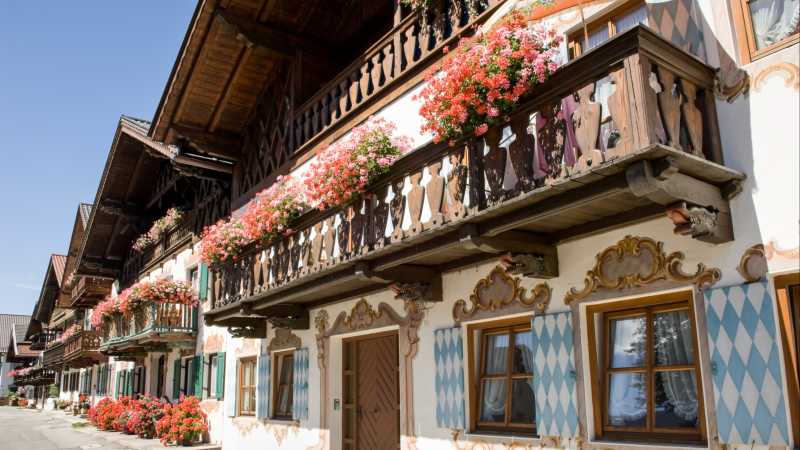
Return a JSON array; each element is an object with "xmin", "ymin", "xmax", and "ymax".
[{"xmin": 0, "ymin": 1, "xmax": 196, "ymax": 315}]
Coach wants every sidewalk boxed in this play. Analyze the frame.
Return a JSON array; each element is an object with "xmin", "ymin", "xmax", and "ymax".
[{"xmin": 40, "ymin": 408, "xmax": 221, "ymax": 450}]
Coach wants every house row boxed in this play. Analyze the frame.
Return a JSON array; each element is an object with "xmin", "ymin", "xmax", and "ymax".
[{"xmin": 11, "ymin": 0, "xmax": 799, "ymax": 449}]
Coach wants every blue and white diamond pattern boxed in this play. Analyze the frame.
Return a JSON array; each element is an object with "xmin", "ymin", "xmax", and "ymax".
[
  {"xmin": 434, "ymin": 327, "xmax": 466, "ymax": 429},
  {"xmin": 293, "ymin": 347, "xmax": 309, "ymax": 420},
  {"xmin": 256, "ymin": 339, "xmax": 270, "ymax": 419},
  {"xmin": 704, "ymin": 281, "xmax": 789, "ymax": 446},
  {"xmin": 531, "ymin": 312, "xmax": 579, "ymax": 438}
]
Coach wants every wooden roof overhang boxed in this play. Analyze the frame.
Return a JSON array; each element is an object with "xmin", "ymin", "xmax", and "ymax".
[
  {"xmin": 150, "ymin": 0, "xmax": 394, "ymax": 159},
  {"xmin": 25, "ymin": 254, "xmax": 67, "ymax": 341},
  {"xmin": 204, "ymin": 26, "xmax": 747, "ymax": 331},
  {"xmin": 59, "ymin": 203, "xmax": 99, "ymax": 307}
]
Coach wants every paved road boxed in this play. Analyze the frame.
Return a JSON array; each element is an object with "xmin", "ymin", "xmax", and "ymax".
[{"xmin": 0, "ymin": 407, "xmax": 127, "ymax": 450}]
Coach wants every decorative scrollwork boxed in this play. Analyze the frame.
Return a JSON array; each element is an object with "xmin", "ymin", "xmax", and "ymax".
[
  {"xmin": 565, "ymin": 235, "xmax": 721, "ymax": 304},
  {"xmin": 737, "ymin": 244, "xmax": 768, "ymax": 283},
  {"xmin": 452, "ymin": 266, "xmax": 551, "ymax": 323},
  {"xmin": 342, "ymin": 299, "xmax": 383, "ymax": 331},
  {"xmin": 267, "ymin": 327, "xmax": 302, "ymax": 352}
]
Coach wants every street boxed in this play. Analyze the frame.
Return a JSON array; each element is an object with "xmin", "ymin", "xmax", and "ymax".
[{"xmin": 0, "ymin": 407, "xmax": 131, "ymax": 450}]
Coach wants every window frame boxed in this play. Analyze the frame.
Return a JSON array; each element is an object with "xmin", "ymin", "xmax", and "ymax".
[
  {"xmin": 774, "ymin": 272, "xmax": 800, "ymax": 446},
  {"xmin": 729, "ymin": 0, "xmax": 800, "ymax": 64},
  {"xmin": 180, "ymin": 356, "xmax": 193, "ymax": 396},
  {"xmin": 466, "ymin": 316, "xmax": 536, "ymax": 436},
  {"xmin": 204, "ymin": 353, "xmax": 219, "ymax": 399},
  {"xmin": 586, "ymin": 291, "xmax": 706, "ymax": 444},
  {"xmin": 237, "ymin": 357, "xmax": 257, "ymax": 416},
  {"xmin": 567, "ymin": 0, "xmax": 647, "ymax": 59},
  {"xmin": 272, "ymin": 350, "xmax": 295, "ymax": 420}
]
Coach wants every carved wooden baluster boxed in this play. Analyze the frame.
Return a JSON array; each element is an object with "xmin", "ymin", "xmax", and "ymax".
[
  {"xmin": 606, "ymin": 68, "xmax": 632, "ymax": 159},
  {"xmin": 311, "ymin": 103, "xmax": 320, "ymax": 137},
  {"xmin": 389, "ymin": 178, "xmax": 406, "ymax": 241},
  {"xmin": 407, "ymin": 171, "xmax": 424, "ymax": 234},
  {"xmin": 482, "ymin": 126, "xmax": 507, "ymax": 204},
  {"xmin": 323, "ymin": 217, "xmax": 336, "ymax": 264},
  {"xmin": 382, "ymin": 42, "xmax": 394, "ymax": 83},
  {"xmin": 337, "ymin": 209, "xmax": 352, "ymax": 258},
  {"xmin": 425, "ymin": 160, "xmax": 445, "ymax": 227},
  {"xmin": 508, "ymin": 114, "xmax": 534, "ymax": 193},
  {"xmin": 573, "ymin": 82, "xmax": 603, "ymax": 171},
  {"xmin": 303, "ymin": 110, "xmax": 312, "ymax": 144},
  {"xmin": 338, "ymin": 79, "xmax": 349, "ymax": 118},
  {"xmin": 404, "ymin": 24, "xmax": 418, "ymax": 67},
  {"xmin": 289, "ymin": 235, "xmax": 301, "ymax": 277},
  {"xmin": 656, "ymin": 67, "xmax": 682, "ymax": 149},
  {"xmin": 251, "ymin": 251, "xmax": 262, "ymax": 294},
  {"xmin": 372, "ymin": 184, "xmax": 390, "ymax": 248},
  {"xmin": 359, "ymin": 61, "xmax": 371, "ymax": 100},
  {"xmin": 298, "ymin": 229, "xmax": 311, "ymax": 275},
  {"xmin": 322, "ymin": 94, "xmax": 332, "ymax": 128},
  {"xmin": 445, "ymin": 147, "xmax": 469, "ymax": 220},
  {"xmin": 538, "ymin": 101, "xmax": 566, "ymax": 184},
  {"xmin": 680, "ymin": 80, "xmax": 704, "ymax": 158},
  {"xmin": 371, "ymin": 51, "xmax": 383, "ymax": 92},
  {"xmin": 349, "ymin": 70, "xmax": 361, "ymax": 107},
  {"xmin": 350, "ymin": 200, "xmax": 365, "ymax": 255},
  {"xmin": 310, "ymin": 222, "xmax": 323, "ymax": 269}
]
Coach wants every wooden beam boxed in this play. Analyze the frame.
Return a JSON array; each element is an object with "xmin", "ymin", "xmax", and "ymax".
[
  {"xmin": 208, "ymin": 40, "xmax": 252, "ymax": 133},
  {"xmin": 215, "ymin": 8, "xmax": 336, "ymax": 62},
  {"xmin": 171, "ymin": 124, "xmax": 241, "ymax": 160}
]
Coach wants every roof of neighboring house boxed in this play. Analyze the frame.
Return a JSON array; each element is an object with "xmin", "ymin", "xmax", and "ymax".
[
  {"xmin": 0, "ymin": 314, "xmax": 30, "ymax": 352},
  {"xmin": 51, "ymin": 254, "xmax": 67, "ymax": 287}
]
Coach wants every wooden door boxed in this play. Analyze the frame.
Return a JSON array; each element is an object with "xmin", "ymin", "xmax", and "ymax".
[{"xmin": 343, "ymin": 332, "xmax": 399, "ymax": 450}]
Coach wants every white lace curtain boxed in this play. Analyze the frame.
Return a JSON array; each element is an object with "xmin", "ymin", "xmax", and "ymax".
[{"xmin": 750, "ymin": 0, "xmax": 800, "ymax": 49}]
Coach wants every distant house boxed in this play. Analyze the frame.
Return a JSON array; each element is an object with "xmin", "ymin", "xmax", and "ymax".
[{"xmin": 0, "ymin": 314, "xmax": 31, "ymax": 398}]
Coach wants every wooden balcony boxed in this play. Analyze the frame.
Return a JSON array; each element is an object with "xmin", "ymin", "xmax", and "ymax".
[
  {"xmin": 121, "ymin": 224, "xmax": 194, "ymax": 288},
  {"xmin": 71, "ymin": 276, "xmax": 113, "ymax": 308},
  {"xmin": 205, "ymin": 25, "xmax": 745, "ymax": 332},
  {"xmin": 42, "ymin": 341, "xmax": 65, "ymax": 369},
  {"xmin": 30, "ymin": 329, "xmax": 58, "ymax": 351},
  {"xmin": 16, "ymin": 368, "xmax": 56, "ymax": 386},
  {"xmin": 100, "ymin": 303, "xmax": 197, "ymax": 357},
  {"xmin": 63, "ymin": 329, "xmax": 105, "ymax": 368}
]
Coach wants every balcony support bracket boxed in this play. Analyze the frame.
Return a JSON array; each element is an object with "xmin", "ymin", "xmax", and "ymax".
[
  {"xmin": 355, "ymin": 263, "xmax": 443, "ymax": 302},
  {"xmin": 459, "ymin": 225, "xmax": 559, "ymax": 278},
  {"xmin": 626, "ymin": 159, "xmax": 733, "ymax": 243}
]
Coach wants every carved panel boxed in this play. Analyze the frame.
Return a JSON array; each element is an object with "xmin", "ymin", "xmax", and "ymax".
[
  {"xmin": 267, "ymin": 327, "xmax": 302, "ymax": 352},
  {"xmin": 452, "ymin": 266, "xmax": 551, "ymax": 323},
  {"xmin": 565, "ymin": 235, "xmax": 721, "ymax": 304}
]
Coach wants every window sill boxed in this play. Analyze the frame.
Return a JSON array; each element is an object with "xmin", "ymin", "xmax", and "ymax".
[
  {"xmin": 589, "ymin": 439, "xmax": 707, "ymax": 450},
  {"xmin": 464, "ymin": 432, "xmax": 539, "ymax": 444},
  {"xmin": 263, "ymin": 418, "xmax": 299, "ymax": 426}
]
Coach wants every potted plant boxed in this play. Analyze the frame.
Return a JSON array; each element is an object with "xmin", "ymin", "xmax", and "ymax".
[
  {"xmin": 156, "ymin": 396, "xmax": 208, "ymax": 446},
  {"xmin": 79, "ymin": 394, "xmax": 89, "ymax": 415}
]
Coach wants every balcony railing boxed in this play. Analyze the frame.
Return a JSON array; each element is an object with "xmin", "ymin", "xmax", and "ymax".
[
  {"xmin": 30, "ymin": 329, "xmax": 58, "ymax": 350},
  {"xmin": 121, "ymin": 224, "xmax": 194, "ymax": 288},
  {"xmin": 291, "ymin": 0, "xmax": 503, "ymax": 155},
  {"xmin": 71, "ymin": 276, "xmax": 113, "ymax": 308},
  {"xmin": 43, "ymin": 342, "xmax": 65, "ymax": 369},
  {"xmin": 100, "ymin": 302, "xmax": 197, "ymax": 353},
  {"xmin": 15, "ymin": 368, "xmax": 56, "ymax": 386},
  {"xmin": 207, "ymin": 25, "xmax": 744, "ymax": 324},
  {"xmin": 63, "ymin": 329, "xmax": 104, "ymax": 367}
]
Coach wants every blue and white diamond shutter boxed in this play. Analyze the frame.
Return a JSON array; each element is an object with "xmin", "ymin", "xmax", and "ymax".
[
  {"xmin": 256, "ymin": 339, "xmax": 270, "ymax": 419},
  {"xmin": 704, "ymin": 281, "xmax": 790, "ymax": 446},
  {"xmin": 225, "ymin": 351, "xmax": 238, "ymax": 417},
  {"xmin": 531, "ymin": 312, "xmax": 579, "ymax": 438},
  {"xmin": 293, "ymin": 347, "xmax": 309, "ymax": 420},
  {"xmin": 434, "ymin": 327, "xmax": 466, "ymax": 429}
]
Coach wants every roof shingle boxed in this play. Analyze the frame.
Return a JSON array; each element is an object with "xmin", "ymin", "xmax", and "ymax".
[{"xmin": 0, "ymin": 314, "xmax": 30, "ymax": 351}]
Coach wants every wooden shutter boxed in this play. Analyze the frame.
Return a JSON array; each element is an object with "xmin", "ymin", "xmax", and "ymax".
[
  {"xmin": 216, "ymin": 352, "xmax": 226, "ymax": 399},
  {"xmin": 256, "ymin": 339, "xmax": 270, "ymax": 419},
  {"xmin": 193, "ymin": 355, "xmax": 204, "ymax": 398},
  {"xmin": 292, "ymin": 348, "xmax": 309, "ymax": 420},
  {"xmin": 116, "ymin": 371, "xmax": 122, "ymax": 399},
  {"xmin": 126, "ymin": 369, "xmax": 134, "ymax": 396},
  {"xmin": 434, "ymin": 327, "xmax": 465, "ymax": 429},
  {"xmin": 531, "ymin": 311, "xmax": 578, "ymax": 438},
  {"xmin": 224, "ymin": 354, "xmax": 237, "ymax": 417},
  {"xmin": 199, "ymin": 264, "xmax": 209, "ymax": 301},
  {"xmin": 172, "ymin": 359, "xmax": 181, "ymax": 399}
]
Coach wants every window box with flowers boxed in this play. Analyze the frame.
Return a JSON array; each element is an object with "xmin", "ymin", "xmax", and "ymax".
[{"xmin": 132, "ymin": 208, "xmax": 184, "ymax": 252}]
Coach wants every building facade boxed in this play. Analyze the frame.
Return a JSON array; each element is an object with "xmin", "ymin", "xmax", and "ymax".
[{"xmin": 22, "ymin": 1, "xmax": 799, "ymax": 450}]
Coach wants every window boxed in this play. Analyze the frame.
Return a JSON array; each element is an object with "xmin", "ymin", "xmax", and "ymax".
[
  {"xmin": 238, "ymin": 357, "xmax": 257, "ymax": 416},
  {"xmin": 180, "ymin": 357, "xmax": 194, "ymax": 396},
  {"xmin": 272, "ymin": 351, "xmax": 295, "ymax": 419},
  {"xmin": 775, "ymin": 273, "xmax": 800, "ymax": 446},
  {"xmin": 204, "ymin": 353, "xmax": 219, "ymax": 398},
  {"xmin": 132, "ymin": 366, "xmax": 146, "ymax": 397},
  {"xmin": 467, "ymin": 318, "xmax": 536, "ymax": 435},
  {"xmin": 188, "ymin": 267, "xmax": 199, "ymax": 293},
  {"xmin": 587, "ymin": 292, "xmax": 705, "ymax": 443},
  {"xmin": 156, "ymin": 356, "xmax": 167, "ymax": 398},
  {"xmin": 567, "ymin": 0, "xmax": 647, "ymax": 59},
  {"xmin": 731, "ymin": 0, "xmax": 799, "ymax": 63}
]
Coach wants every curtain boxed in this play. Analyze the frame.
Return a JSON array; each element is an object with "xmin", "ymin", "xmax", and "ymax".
[
  {"xmin": 750, "ymin": 0, "xmax": 800, "ymax": 49},
  {"xmin": 653, "ymin": 311, "xmax": 698, "ymax": 422},
  {"xmin": 480, "ymin": 334, "xmax": 509, "ymax": 421}
]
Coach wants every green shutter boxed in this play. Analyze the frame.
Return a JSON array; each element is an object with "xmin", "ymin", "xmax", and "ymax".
[
  {"xmin": 216, "ymin": 352, "xmax": 225, "ymax": 399},
  {"xmin": 193, "ymin": 355, "xmax": 204, "ymax": 398},
  {"xmin": 116, "ymin": 371, "xmax": 122, "ymax": 398},
  {"xmin": 199, "ymin": 264, "xmax": 209, "ymax": 301},
  {"xmin": 126, "ymin": 369, "xmax": 133, "ymax": 396},
  {"xmin": 173, "ymin": 359, "xmax": 181, "ymax": 399}
]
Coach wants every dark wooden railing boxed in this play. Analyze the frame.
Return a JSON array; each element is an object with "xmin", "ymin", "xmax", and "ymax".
[
  {"xmin": 16, "ymin": 368, "xmax": 56, "ymax": 386},
  {"xmin": 121, "ymin": 224, "xmax": 194, "ymax": 288},
  {"xmin": 43, "ymin": 342, "xmax": 65, "ymax": 368},
  {"xmin": 211, "ymin": 25, "xmax": 725, "ymax": 311},
  {"xmin": 291, "ymin": 0, "xmax": 503, "ymax": 154},
  {"xmin": 30, "ymin": 329, "xmax": 58, "ymax": 350},
  {"xmin": 71, "ymin": 276, "xmax": 113, "ymax": 307},
  {"xmin": 63, "ymin": 330, "xmax": 102, "ymax": 360},
  {"xmin": 101, "ymin": 303, "xmax": 197, "ymax": 347}
]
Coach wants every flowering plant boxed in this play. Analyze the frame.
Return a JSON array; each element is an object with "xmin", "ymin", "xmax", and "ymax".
[
  {"xmin": 132, "ymin": 208, "xmax": 183, "ymax": 251},
  {"xmin": 241, "ymin": 176, "xmax": 307, "ymax": 243},
  {"xmin": 124, "ymin": 279, "xmax": 199, "ymax": 313},
  {"xmin": 304, "ymin": 117, "xmax": 411, "ymax": 210},
  {"xmin": 56, "ymin": 324, "xmax": 81, "ymax": 344},
  {"xmin": 416, "ymin": 9, "xmax": 562, "ymax": 143},
  {"xmin": 88, "ymin": 397, "xmax": 119, "ymax": 430},
  {"xmin": 90, "ymin": 294, "xmax": 123, "ymax": 328},
  {"xmin": 155, "ymin": 396, "xmax": 208, "ymax": 446},
  {"xmin": 198, "ymin": 218, "xmax": 253, "ymax": 265},
  {"xmin": 113, "ymin": 396, "xmax": 138, "ymax": 434},
  {"xmin": 128, "ymin": 395, "xmax": 166, "ymax": 438}
]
